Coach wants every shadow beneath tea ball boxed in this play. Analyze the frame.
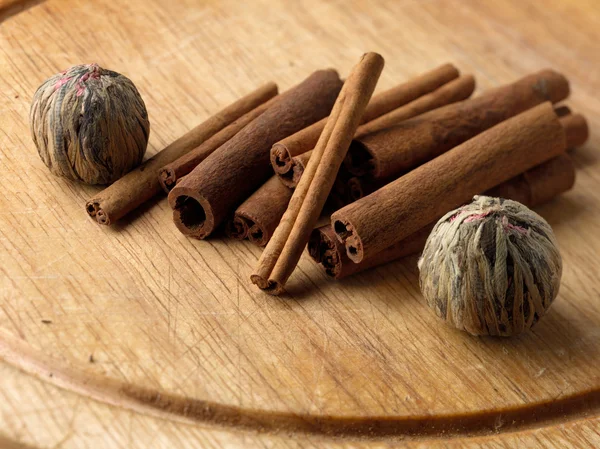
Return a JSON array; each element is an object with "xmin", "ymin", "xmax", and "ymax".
[{"xmin": 477, "ymin": 300, "xmax": 600, "ymax": 367}]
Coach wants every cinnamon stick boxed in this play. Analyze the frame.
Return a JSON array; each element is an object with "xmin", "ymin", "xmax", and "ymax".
[
  {"xmin": 560, "ymin": 113, "xmax": 589, "ymax": 148},
  {"xmin": 277, "ymin": 74, "xmax": 475, "ymax": 188},
  {"xmin": 227, "ymin": 176, "xmax": 293, "ymax": 246},
  {"xmin": 168, "ymin": 69, "xmax": 343, "ymax": 239},
  {"xmin": 252, "ymin": 53, "xmax": 384, "ymax": 295},
  {"xmin": 332, "ymin": 102, "xmax": 567, "ymax": 263},
  {"xmin": 85, "ymin": 82, "xmax": 278, "ymax": 225},
  {"xmin": 312, "ymin": 153, "xmax": 577, "ymax": 279},
  {"xmin": 249, "ymin": 76, "xmax": 477, "ymax": 244},
  {"xmin": 339, "ymin": 112, "xmax": 586, "ymax": 204},
  {"xmin": 158, "ymin": 96, "xmax": 279, "ymax": 192},
  {"xmin": 270, "ymin": 63, "xmax": 460, "ymax": 176},
  {"xmin": 278, "ymin": 151, "xmax": 312, "ymax": 188},
  {"xmin": 344, "ymin": 69, "xmax": 570, "ymax": 179},
  {"xmin": 355, "ymin": 74, "xmax": 476, "ymax": 135}
]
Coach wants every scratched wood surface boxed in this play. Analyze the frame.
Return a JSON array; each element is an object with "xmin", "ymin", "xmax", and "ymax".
[{"xmin": 0, "ymin": 0, "xmax": 599, "ymax": 447}]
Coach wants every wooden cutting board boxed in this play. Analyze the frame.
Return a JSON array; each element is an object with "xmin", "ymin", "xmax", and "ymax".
[{"xmin": 0, "ymin": 0, "xmax": 598, "ymax": 447}]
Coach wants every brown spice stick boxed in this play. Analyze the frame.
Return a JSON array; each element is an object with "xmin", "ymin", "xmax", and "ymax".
[
  {"xmin": 332, "ymin": 102, "xmax": 567, "ymax": 263},
  {"xmin": 270, "ymin": 63, "xmax": 460, "ymax": 176},
  {"xmin": 168, "ymin": 69, "xmax": 343, "ymax": 239},
  {"xmin": 344, "ymin": 109, "xmax": 584, "ymax": 202},
  {"xmin": 345, "ymin": 69, "xmax": 570, "ymax": 179},
  {"xmin": 278, "ymin": 150, "xmax": 312, "ymax": 188},
  {"xmin": 158, "ymin": 96, "xmax": 279, "ymax": 192},
  {"xmin": 225, "ymin": 215, "xmax": 251, "ymax": 240},
  {"xmin": 277, "ymin": 74, "xmax": 475, "ymax": 188},
  {"xmin": 251, "ymin": 53, "xmax": 384, "ymax": 295},
  {"xmin": 312, "ymin": 153, "xmax": 576, "ymax": 279},
  {"xmin": 270, "ymin": 111, "xmax": 585, "ymax": 250},
  {"xmin": 341, "ymin": 112, "xmax": 586, "ymax": 204},
  {"xmin": 228, "ymin": 176, "xmax": 293, "ymax": 246},
  {"xmin": 250, "ymin": 75, "xmax": 477, "ymax": 244},
  {"xmin": 85, "ymin": 82, "xmax": 278, "ymax": 225},
  {"xmin": 560, "ymin": 113, "xmax": 589, "ymax": 148},
  {"xmin": 355, "ymin": 74, "xmax": 476, "ymax": 136}
]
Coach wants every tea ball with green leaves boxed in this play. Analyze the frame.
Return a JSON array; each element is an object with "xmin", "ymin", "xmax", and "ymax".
[
  {"xmin": 418, "ymin": 196, "xmax": 562, "ymax": 337},
  {"xmin": 30, "ymin": 63, "xmax": 150, "ymax": 185}
]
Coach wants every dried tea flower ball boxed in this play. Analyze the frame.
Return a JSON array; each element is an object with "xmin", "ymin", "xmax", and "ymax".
[
  {"xmin": 29, "ymin": 63, "xmax": 150, "ymax": 185},
  {"xmin": 418, "ymin": 196, "xmax": 562, "ymax": 337}
]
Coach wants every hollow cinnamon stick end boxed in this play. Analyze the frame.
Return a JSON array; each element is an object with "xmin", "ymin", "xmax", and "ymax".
[
  {"xmin": 158, "ymin": 167, "xmax": 177, "ymax": 193},
  {"xmin": 271, "ymin": 143, "xmax": 293, "ymax": 175},
  {"xmin": 169, "ymin": 187, "xmax": 214, "ymax": 239},
  {"xmin": 332, "ymin": 218, "xmax": 365, "ymax": 263},
  {"xmin": 308, "ymin": 227, "xmax": 343, "ymax": 279},
  {"xmin": 226, "ymin": 216, "xmax": 251, "ymax": 240},
  {"xmin": 250, "ymin": 275, "xmax": 284, "ymax": 296},
  {"xmin": 277, "ymin": 162, "xmax": 304, "ymax": 189},
  {"xmin": 248, "ymin": 224, "xmax": 269, "ymax": 247},
  {"xmin": 85, "ymin": 200, "xmax": 111, "ymax": 226}
]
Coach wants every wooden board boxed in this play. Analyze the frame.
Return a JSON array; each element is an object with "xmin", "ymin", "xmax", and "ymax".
[{"xmin": 0, "ymin": 0, "xmax": 599, "ymax": 447}]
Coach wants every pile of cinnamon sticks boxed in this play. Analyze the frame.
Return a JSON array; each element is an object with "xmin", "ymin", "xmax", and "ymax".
[{"xmin": 85, "ymin": 52, "xmax": 588, "ymax": 295}]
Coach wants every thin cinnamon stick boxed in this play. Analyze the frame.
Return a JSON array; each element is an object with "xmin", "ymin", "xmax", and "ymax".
[
  {"xmin": 277, "ymin": 74, "xmax": 475, "ymax": 188},
  {"xmin": 168, "ymin": 69, "xmax": 343, "ymax": 239},
  {"xmin": 332, "ymin": 102, "xmax": 567, "ymax": 263},
  {"xmin": 85, "ymin": 82, "xmax": 278, "ymax": 225},
  {"xmin": 355, "ymin": 74, "xmax": 476, "ymax": 136},
  {"xmin": 312, "ymin": 153, "xmax": 576, "ymax": 279},
  {"xmin": 227, "ymin": 176, "xmax": 293, "ymax": 246},
  {"xmin": 158, "ymin": 96, "xmax": 279, "ymax": 192},
  {"xmin": 270, "ymin": 63, "xmax": 460, "ymax": 176},
  {"xmin": 252, "ymin": 53, "xmax": 384, "ymax": 295},
  {"xmin": 344, "ymin": 69, "xmax": 570, "ymax": 179}
]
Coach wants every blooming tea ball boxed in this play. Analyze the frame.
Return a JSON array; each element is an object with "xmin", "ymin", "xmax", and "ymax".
[
  {"xmin": 418, "ymin": 196, "xmax": 562, "ymax": 337},
  {"xmin": 29, "ymin": 63, "xmax": 150, "ymax": 185}
]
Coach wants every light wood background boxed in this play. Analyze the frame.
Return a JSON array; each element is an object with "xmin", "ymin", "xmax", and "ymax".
[{"xmin": 0, "ymin": 0, "xmax": 599, "ymax": 447}]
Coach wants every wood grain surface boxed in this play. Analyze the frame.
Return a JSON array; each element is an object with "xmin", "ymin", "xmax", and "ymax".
[{"xmin": 0, "ymin": 0, "xmax": 599, "ymax": 447}]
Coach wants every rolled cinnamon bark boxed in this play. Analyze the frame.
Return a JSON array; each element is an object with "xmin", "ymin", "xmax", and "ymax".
[
  {"xmin": 158, "ymin": 96, "xmax": 278, "ymax": 192},
  {"xmin": 312, "ymin": 153, "xmax": 576, "ymax": 279},
  {"xmin": 252, "ymin": 53, "xmax": 384, "ymax": 295},
  {"xmin": 228, "ymin": 176, "xmax": 293, "ymax": 246},
  {"xmin": 85, "ymin": 82, "xmax": 278, "ymax": 225},
  {"xmin": 332, "ymin": 102, "xmax": 567, "ymax": 263},
  {"xmin": 270, "ymin": 63, "xmax": 459, "ymax": 176},
  {"xmin": 344, "ymin": 69, "xmax": 570, "ymax": 179},
  {"xmin": 168, "ymin": 69, "xmax": 343, "ymax": 239},
  {"xmin": 341, "ymin": 113, "xmax": 586, "ymax": 204},
  {"xmin": 278, "ymin": 151, "xmax": 312, "ymax": 188},
  {"xmin": 355, "ymin": 74, "xmax": 476, "ymax": 135},
  {"xmin": 235, "ymin": 75, "xmax": 471, "ymax": 246},
  {"xmin": 225, "ymin": 215, "xmax": 250, "ymax": 240},
  {"xmin": 277, "ymin": 74, "xmax": 475, "ymax": 188}
]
